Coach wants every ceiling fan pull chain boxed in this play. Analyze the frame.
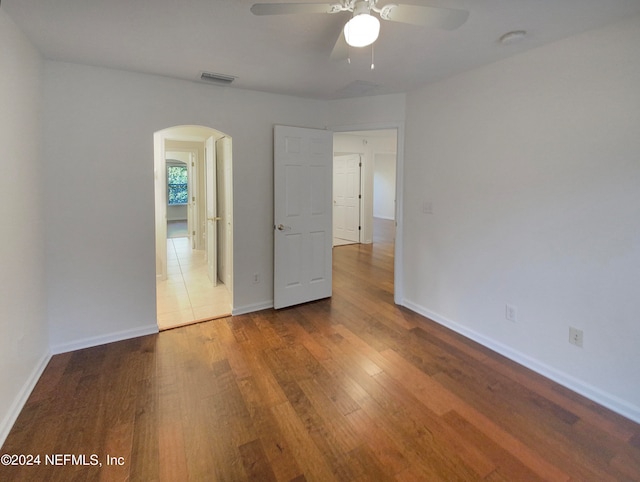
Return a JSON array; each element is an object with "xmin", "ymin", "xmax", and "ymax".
[{"xmin": 371, "ymin": 44, "xmax": 375, "ymax": 70}]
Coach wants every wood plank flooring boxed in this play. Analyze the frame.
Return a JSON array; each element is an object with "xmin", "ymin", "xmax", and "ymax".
[{"xmin": 2, "ymin": 221, "xmax": 640, "ymax": 481}]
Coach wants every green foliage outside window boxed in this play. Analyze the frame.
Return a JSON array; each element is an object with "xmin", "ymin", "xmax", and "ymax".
[{"xmin": 168, "ymin": 165, "xmax": 188, "ymax": 204}]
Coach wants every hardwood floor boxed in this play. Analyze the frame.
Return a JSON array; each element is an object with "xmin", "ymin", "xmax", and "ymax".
[{"xmin": 2, "ymin": 221, "xmax": 639, "ymax": 481}]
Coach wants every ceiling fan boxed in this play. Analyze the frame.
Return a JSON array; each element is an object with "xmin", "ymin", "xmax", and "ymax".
[{"xmin": 250, "ymin": 0, "xmax": 469, "ymax": 60}]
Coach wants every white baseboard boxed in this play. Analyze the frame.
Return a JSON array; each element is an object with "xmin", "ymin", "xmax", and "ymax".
[
  {"xmin": 232, "ymin": 301, "xmax": 274, "ymax": 316},
  {"xmin": 402, "ymin": 299, "xmax": 640, "ymax": 425},
  {"xmin": 0, "ymin": 350, "xmax": 51, "ymax": 448},
  {"xmin": 50, "ymin": 323, "xmax": 159, "ymax": 355}
]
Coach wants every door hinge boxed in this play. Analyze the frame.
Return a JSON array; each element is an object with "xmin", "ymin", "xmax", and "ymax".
[
  {"xmin": 358, "ymin": 226, "xmax": 361, "ymax": 230},
  {"xmin": 358, "ymin": 194, "xmax": 361, "ymax": 199},
  {"xmin": 192, "ymin": 196, "xmax": 195, "ymax": 202},
  {"xmin": 191, "ymin": 161, "xmax": 195, "ymax": 167},
  {"xmin": 359, "ymin": 162, "xmax": 362, "ymax": 167}
]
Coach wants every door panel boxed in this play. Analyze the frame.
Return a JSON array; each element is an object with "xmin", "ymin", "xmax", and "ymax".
[
  {"xmin": 285, "ymin": 165, "xmax": 303, "ymax": 217},
  {"xmin": 333, "ymin": 154, "xmax": 361, "ymax": 243},
  {"xmin": 274, "ymin": 125, "xmax": 333, "ymax": 309},
  {"xmin": 284, "ymin": 233, "xmax": 303, "ymax": 287},
  {"xmin": 309, "ymin": 231, "xmax": 328, "ymax": 282}
]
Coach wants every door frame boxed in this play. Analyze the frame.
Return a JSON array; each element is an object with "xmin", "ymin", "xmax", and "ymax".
[
  {"xmin": 153, "ymin": 125, "xmax": 234, "ymax": 304},
  {"xmin": 331, "ymin": 122, "xmax": 404, "ymax": 305}
]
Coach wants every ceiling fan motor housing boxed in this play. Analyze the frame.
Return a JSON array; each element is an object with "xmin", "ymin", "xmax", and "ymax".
[{"xmin": 352, "ymin": 0, "xmax": 372, "ymax": 16}]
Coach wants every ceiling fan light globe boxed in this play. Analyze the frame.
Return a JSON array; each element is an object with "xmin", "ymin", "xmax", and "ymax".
[{"xmin": 344, "ymin": 13, "xmax": 380, "ymax": 47}]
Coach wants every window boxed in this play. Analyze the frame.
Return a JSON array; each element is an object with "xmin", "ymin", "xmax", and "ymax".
[{"xmin": 167, "ymin": 165, "xmax": 188, "ymax": 205}]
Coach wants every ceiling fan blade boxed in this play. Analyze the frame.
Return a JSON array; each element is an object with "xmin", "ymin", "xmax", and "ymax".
[
  {"xmin": 250, "ymin": 3, "xmax": 335, "ymax": 16},
  {"xmin": 330, "ymin": 30, "xmax": 349, "ymax": 61},
  {"xmin": 382, "ymin": 4, "xmax": 469, "ymax": 30}
]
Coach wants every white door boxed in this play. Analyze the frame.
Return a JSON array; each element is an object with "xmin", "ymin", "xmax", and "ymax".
[
  {"xmin": 216, "ymin": 136, "xmax": 233, "ymax": 288},
  {"xmin": 274, "ymin": 125, "xmax": 333, "ymax": 309},
  {"xmin": 333, "ymin": 154, "xmax": 361, "ymax": 243},
  {"xmin": 205, "ymin": 136, "xmax": 218, "ymax": 286}
]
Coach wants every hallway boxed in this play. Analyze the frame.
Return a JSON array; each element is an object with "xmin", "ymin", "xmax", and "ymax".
[{"xmin": 156, "ymin": 237, "xmax": 231, "ymax": 330}]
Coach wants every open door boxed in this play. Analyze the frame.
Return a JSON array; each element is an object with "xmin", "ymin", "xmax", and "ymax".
[
  {"xmin": 205, "ymin": 136, "xmax": 218, "ymax": 286},
  {"xmin": 274, "ymin": 125, "xmax": 333, "ymax": 309},
  {"xmin": 216, "ymin": 136, "xmax": 233, "ymax": 289}
]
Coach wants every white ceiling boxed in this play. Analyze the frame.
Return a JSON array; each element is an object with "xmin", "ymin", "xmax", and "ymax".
[{"xmin": 4, "ymin": 0, "xmax": 640, "ymax": 100}]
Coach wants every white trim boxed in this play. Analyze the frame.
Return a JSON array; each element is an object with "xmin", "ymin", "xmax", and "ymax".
[
  {"xmin": 232, "ymin": 301, "xmax": 274, "ymax": 316},
  {"xmin": 402, "ymin": 299, "xmax": 640, "ymax": 425},
  {"xmin": 50, "ymin": 324, "xmax": 159, "ymax": 355},
  {"xmin": 0, "ymin": 350, "xmax": 51, "ymax": 447}
]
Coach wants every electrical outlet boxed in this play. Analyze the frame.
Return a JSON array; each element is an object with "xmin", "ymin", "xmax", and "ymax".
[
  {"xmin": 505, "ymin": 304, "xmax": 517, "ymax": 322},
  {"xmin": 253, "ymin": 273, "xmax": 260, "ymax": 284},
  {"xmin": 569, "ymin": 327, "xmax": 583, "ymax": 347}
]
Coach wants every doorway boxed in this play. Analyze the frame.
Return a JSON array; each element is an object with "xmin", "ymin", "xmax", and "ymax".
[
  {"xmin": 153, "ymin": 125, "xmax": 234, "ymax": 330},
  {"xmin": 333, "ymin": 129, "xmax": 398, "ymax": 242},
  {"xmin": 166, "ymin": 155, "xmax": 190, "ymax": 240},
  {"xmin": 332, "ymin": 128, "xmax": 399, "ymax": 295}
]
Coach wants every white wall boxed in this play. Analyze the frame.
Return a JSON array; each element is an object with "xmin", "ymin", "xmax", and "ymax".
[
  {"xmin": 42, "ymin": 61, "xmax": 329, "ymax": 350},
  {"xmin": 403, "ymin": 15, "xmax": 640, "ymax": 421},
  {"xmin": 328, "ymin": 94, "xmax": 406, "ymax": 130},
  {"xmin": 166, "ymin": 205, "xmax": 187, "ymax": 221},
  {"xmin": 0, "ymin": 11, "xmax": 49, "ymax": 445},
  {"xmin": 373, "ymin": 153, "xmax": 396, "ymax": 220}
]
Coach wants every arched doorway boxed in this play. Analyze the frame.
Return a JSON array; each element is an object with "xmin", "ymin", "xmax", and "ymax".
[{"xmin": 154, "ymin": 125, "xmax": 233, "ymax": 329}]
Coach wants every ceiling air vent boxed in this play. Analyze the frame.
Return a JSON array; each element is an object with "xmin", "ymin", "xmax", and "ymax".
[{"xmin": 199, "ymin": 71, "xmax": 236, "ymax": 85}]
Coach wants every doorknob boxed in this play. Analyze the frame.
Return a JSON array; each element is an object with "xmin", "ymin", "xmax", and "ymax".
[{"xmin": 276, "ymin": 224, "xmax": 291, "ymax": 231}]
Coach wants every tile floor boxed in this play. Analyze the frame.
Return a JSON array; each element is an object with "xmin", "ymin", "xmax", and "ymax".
[{"xmin": 156, "ymin": 237, "xmax": 231, "ymax": 330}]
